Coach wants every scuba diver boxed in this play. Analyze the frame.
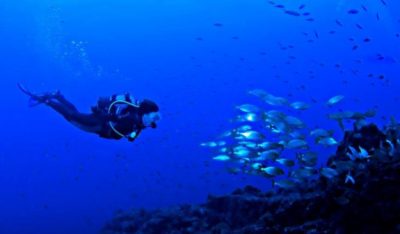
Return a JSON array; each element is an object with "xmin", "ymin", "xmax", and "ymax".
[{"xmin": 18, "ymin": 83, "xmax": 160, "ymax": 142}]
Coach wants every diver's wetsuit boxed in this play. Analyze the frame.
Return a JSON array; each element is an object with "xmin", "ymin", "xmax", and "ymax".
[{"xmin": 44, "ymin": 94, "xmax": 144, "ymax": 141}]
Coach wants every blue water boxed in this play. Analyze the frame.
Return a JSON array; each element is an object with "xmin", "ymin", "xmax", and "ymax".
[{"xmin": 0, "ymin": 0, "xmax": 399, "ymax": 233}]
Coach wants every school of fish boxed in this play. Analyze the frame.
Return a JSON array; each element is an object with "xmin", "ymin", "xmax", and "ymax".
[{"xmin": 201, "ymin": 90, "xmax": 377, "ymax": 189}]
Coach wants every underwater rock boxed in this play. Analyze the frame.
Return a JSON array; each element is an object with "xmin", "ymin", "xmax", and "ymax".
[{"xmin": 102, "ymin": 123, "xmax": 400, "ymax": 234}]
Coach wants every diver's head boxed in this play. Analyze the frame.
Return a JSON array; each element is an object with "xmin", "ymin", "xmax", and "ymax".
[
  {"xmin": 139, "ymin": 99, "xmax": 160, "ymax": 128},
  {"xmin": 142, "ymin": 112, "xmax": 161, "ymax": 128}
]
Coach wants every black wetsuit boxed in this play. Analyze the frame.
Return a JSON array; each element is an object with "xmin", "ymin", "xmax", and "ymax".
[{"xmin": 45, "ymin": 94, "xmax": 144, "ymax": 141}]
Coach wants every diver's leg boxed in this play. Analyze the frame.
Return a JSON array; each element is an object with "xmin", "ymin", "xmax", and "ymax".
[
  {"xmin": 45, "ymin": 99, "xmax": 78, "ymax": 122},
  {"xmin": 52, "ymin": 93, "xmax": 78, "ymax": 112},
  {"xmin": 45, "ymin": 99, "xmax": 104, "ymax": 132}
]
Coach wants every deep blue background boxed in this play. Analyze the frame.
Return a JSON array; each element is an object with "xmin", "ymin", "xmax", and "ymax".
[{"xmin": 0, "ymin": 0, "xmax": 399, "ymax": 233}]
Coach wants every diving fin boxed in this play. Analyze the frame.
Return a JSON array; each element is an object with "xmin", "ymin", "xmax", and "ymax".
[
  {"xmin": 28, "ymin": 97, "xmax": 44, "ymax": 107},
  {"xmin": 17, "ymin": 83, "xmax": 34, "ymax": 97},
  {"xmin": 17, "ymin": 83, "xmax": 51, "ymax": 106}
]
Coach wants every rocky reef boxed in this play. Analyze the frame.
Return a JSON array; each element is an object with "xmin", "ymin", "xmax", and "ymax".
[{"xmin": 101, "ymin": 123, "xmax": 400, "ymax": 234}]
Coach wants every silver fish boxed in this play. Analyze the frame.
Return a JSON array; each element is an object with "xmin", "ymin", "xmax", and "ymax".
[
  {"xmin": 200, "ymin": 141, "xmax": 218, "ymax": 147},
  {"xmin": 358, "ymin": 146, "xmax": 370, "ymax": 159},
  {"xmin": 239, "ymin": 130, "xmax": 265, "ymax": 141},
  {"xmin": 317, "ymin": 137, "xmax": 338, "ymax": 146},
  {"xmin": 235, "ymin": 113, "xmax": 260, "ymax": 122},
  {"xmin": 266, "ymin": 122, "xmax": 288, "ymax": 134},
  {"xmin": 347, "ymin": 146, "xmax": 370, "ymax": 160},
  {"xmin": 384, "ymin": 139, "xmax": 396, "ymax": 156},
  {"xmin": 263, "ymin": 110, "xmax": 286, "ymax": 121},
  {"xmin": 274, "ymin": 179, "xmax": 296, "ymax": 189},
  {"xmin": 237, "ymin": 125, "xmax": 252, "ymax": 131},
  {"xmin": 213, "ymin": 155, "xmax": 231, "ymax": 161},
  {"xmin": 345, "ymin": 171, "xmax": 355, "ymax": 184},
  {"xmin": 291, "ymin": 166, "xmax": 316, "ymax": 178},
  {"xmin": 219, "ymin": 147, "xmax": 229, "ymax": 153},
  {"xmin": 248, "ymin": 89, "xmax": 268, "ymax": 98},
  {"xmin": 251, "ymin": 163, "xmax": 263, "ymax": 170},
  {"xmin": 287, "ymin": 139, "xmax": 309, "ymax": 149},
  {"xmin": 288, "ymin": 131, "xmax": 306, "ymax": 139},
  {"xmin": 258, "ymin": 142, "xmax": 285, "ymax": 150},
  {"xmin": 238, "ymin": 141, "xmax": 258, "ymax": 149},
  {"xmin": 320, "ymin": 167, "xmax": 338, "ymax": 179},
  {"xmin": 290, "ymin": 101, "xmax": 310, "ymax": 110},
  {"xmin": 236, "ymin": 104, "xmax": 261, "ymax": 113},
  {"xmin": 297, "ymin": 152, "xmax": 318, "ymax": 166},
  {"xmin": 220, "ymin": 130, "xmax": 233, "ymax": 138},
  {"xmin": 261, "ymin": 166, "xmax": 285, "ymax": 176},
  {"xmin": 256, "ymin": 149, "xmax": 281, "ymax": 161},
  {"xmin": 310, "ymin": 128, "xmax": 333, "ymax": 138},
  {"xmin": 285, "ymin": 116, "xmax": 306, "ymax": 128},
  {"xmin": 328, "ymin": 111, "xmax": 355, "ymax": 120},
  {"xmin": 276, "ymin": 158, "xmax": 295, "ymax": 167},
  {"xmin": 263, "ymin": 94, "xmax": 288, "ymax": 106},
  {"xmin": 216, "ymin": 141, "xmax": 226, "ymax": 146},
  {"xmin": 327, "ymin": 95, "xmax": 344, "ymax": 106},
  {"xmin": 233, "ymin": 146, "xmax": 253, "ymax": 158}
]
